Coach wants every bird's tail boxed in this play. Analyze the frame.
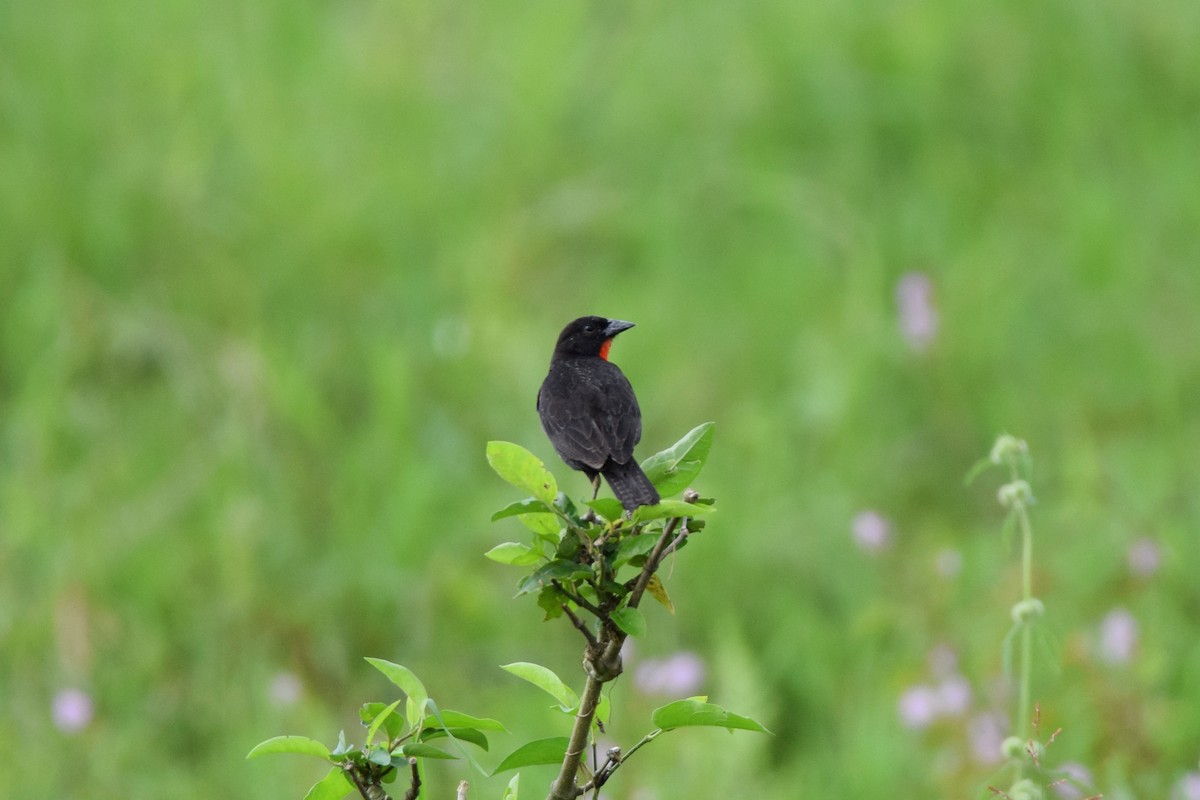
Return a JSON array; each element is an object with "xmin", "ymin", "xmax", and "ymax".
[{"xmin": 601, "ymin": 458, "xmax": 660, "ymax": 511}]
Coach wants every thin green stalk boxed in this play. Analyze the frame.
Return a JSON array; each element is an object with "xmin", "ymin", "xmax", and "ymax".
[
  {"xmin": 1007, "ymin": 453, "xmax": 1034, "ymax": 781},
  {"xmin": 547, "ymin": 674, "xmax": 604, "ymax": 800},
  {"xmin": 1015, "ymin": 498, "xmax": 1034, "ymax": 778},
  {"xmin": 546, "ymin": 515, "xmax": 684, "ymax": 800}
]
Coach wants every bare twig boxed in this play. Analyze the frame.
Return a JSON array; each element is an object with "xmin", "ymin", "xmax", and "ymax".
[
  {"xmin": 660, "ymin": 521, "xmax": 691, "ymax": 559},
  {"xmin": 347, "ymin": 765, "xmax": 393, "ymax": 800},
  {"xmin": 552, "ymin": 580, "xmax": 603, "ymax": 617},
  {"xmin": 626, "ymin": 516, "xmax": 682, "ymax": 609},
  {"xmin": 401, "ymin": 758, "xmax": 420, "ymax": 800},
  {"xmin": 579, "ymin": 729, "xmax": 663, "ymax": 794},
  {"xmin": 584, "ymin": 747, "xmax": 621, "ymax": 797},
  {"xmin": 561, "ymin": 605, "xmax": 599, "ymax": 648},
  {"xmin": 456, "ymin": 780, "xmax": 469, "ymax": 800},
  {"xmin": 613, "ymin": 729, "xmax": 661, "ymax": 768},
  {"xmin": 547, "ymin": 504, "xmax": 695, "ymax": 800}
]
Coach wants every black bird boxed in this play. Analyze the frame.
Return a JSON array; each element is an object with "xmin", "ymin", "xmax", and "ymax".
[{"xmin": 537, "ymin": 316, "xmax": 660, "ymax": 511}]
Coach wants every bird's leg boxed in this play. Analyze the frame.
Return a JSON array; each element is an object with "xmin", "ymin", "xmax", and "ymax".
[{"xmin": 580, "ymin": 473, "xmax": 601, "ymax": 525}]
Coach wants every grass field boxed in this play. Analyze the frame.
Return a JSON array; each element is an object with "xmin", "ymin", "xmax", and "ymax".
[{"xmin": 3, "ymin": 0, "xmax": 1200, "ymax": 797}]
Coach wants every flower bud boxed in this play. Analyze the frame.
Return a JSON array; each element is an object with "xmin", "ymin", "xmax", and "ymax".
[
  {"xmin": 1011, "ymin": 598, "xmax": 1045, "ymax": 624},
  {"xmin": 1001, "ymin": 736, "xmax": 1027, "ymax": 760},
  {"xmin": 997, "ymin": 480, "xmax": 1034, "ymax": 508},
  {"xmin": 990, "ymin": 435, "xmax": 1028, "ymax": 465},
  {"xmin": 1008, "ymin": 778, "xmax": 1040, "ymax": 800}
]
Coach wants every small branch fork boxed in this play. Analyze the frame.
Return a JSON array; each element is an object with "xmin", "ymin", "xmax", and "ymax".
[
  {"xmin": 344, "ymin": 499, "xmax": 698, "ymax": 800},
  {"xmin": 347, "ymin": 755, "xmax": 421, "ymax": 800},
  {"xmin": 561, "ymin": 604, "xmax": 599, "ymax": 649},
  {"xmin": 402, "ymin": 758, "xmax": 421, "ymax": 800},
  {"xmin": 546, "ymin": 503, "xmax": 694, "ymax": 800}
]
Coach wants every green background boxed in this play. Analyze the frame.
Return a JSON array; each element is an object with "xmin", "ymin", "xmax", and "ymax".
[{"xmin": 3, "ymin": 0, "xmax": 1199, "ymax": 797}]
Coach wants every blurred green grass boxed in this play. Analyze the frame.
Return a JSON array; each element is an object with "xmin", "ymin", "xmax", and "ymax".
[{"xmin": 3, "ymin": 0, "xmax": 1199, "ymax": 796}]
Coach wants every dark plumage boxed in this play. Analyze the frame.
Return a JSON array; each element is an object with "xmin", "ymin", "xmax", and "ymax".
[{"xmin": 537, "ymin": 316, "xmax": 660, "ymax": 511}]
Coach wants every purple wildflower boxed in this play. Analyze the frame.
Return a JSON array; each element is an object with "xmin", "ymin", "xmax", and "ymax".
[
  {"xmin": 896, "ymin": 272, "xmax": 939, "ymax": 352},
  {"xmin": 1099, "ymin": 608, "xmax": 1139, "ymax": 665},
  {"xmin": 1127, "ymin": 537, "xmax": 1161, "ymax": 578},
  {"xmin": 269, "ymin": 672, "xmax": 304, "ymax": 708},
  {"xmin": 634, "ymin": 652, "xmax": 706, "ymax": 696},
  {"xmin": 851, "ymin": 510, "xmax": 891, "ymax": 554},
  {"xmin": 1051, "ymin": 762, "xmax": 1095, "ymax": 799},
  {"xmin": 898, "ymin": 685, "xmax": 939, "ymax": 730},
  {"xmin": 935, "ymin": 675, "xmax": 972, "ymax": 716},
  {"xmin": 52, "ymin": 688, "xmax": 94, "ymax": 734},
  {"xmin": 967, "ymin": 712, "xmax": 1006, "ymax": 764},
  {"xmin": 1175, "ymin": 771, "xmax": 1200, "ymax": 800}
]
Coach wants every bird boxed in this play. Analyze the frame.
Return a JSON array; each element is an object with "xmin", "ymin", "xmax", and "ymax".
[{"xmin": 537, "ymin": 316, "xmax": 660, "ymax": 512}]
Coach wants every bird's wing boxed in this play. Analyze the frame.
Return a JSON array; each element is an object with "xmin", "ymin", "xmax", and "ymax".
[
  {"xmin": 538, "ymin": 388, "xmax": 610, "ymax": 471},
  {"xmin": 598, "ymin": 369, "xmax": 642, "ymax": 465},
  {"xmin": 538, "ymin": 362, "xmax": 642, "ymax": 470}
]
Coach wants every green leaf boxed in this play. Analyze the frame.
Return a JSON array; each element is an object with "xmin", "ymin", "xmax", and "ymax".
[
  {"xmin": 491, "ymin": 737, "xmax": 570, "ymax": 775},
  {"xmin": 645, "ymin": 575, "xmax": 674, "ymax": 614},
  {"xmin": 485, "ymin": 542, "xmax": 544, "ymax": 566},
  {"xmin": 650, "ymin": 698, "xmax": 770, "ymax": 734},
  {"xmin": 552, "ymin": 492, "xmax": 582, "ymax": 522},
  {"xmin": 611, "ymin": 606, "xmax": 647, "ymax": 637},
  {"xmin": 519, "ymin": 513, "xmax": 561, "ymax": 539},
  {"xmin": 331, "ymin": 730, "xmax": 352, "ymax": 758},
  {"xmin": 396, "ymin": 742, "xmax": 457, "ymax": 760},
  {"xmin": 500, "ymin": 662, "xmax": 578, "ymax": 709},
  {"xmin": 367, "ymin": 746, "xmax": 392, "ymax": 767},
  {"xmin": 487, "ymin": 442, "xmax": 558, "ymax": 505},
  {"xmin": 422, "ymin": 701, "xmax": 490, "ymax": 775},
  {"xmin": 963, "ymin": 456, "xmax": 994, "ymax": 486},
  {"xmin": 585, "ymin": 498, "xmax": 626, "ymax": 522},
  {"xmin": 503, "ymin": 773, "xmax": 520, "ymax": 800},
  {"xmin": 536, "ymin": 585, "xmax": 567, "ymax": 620},
  {"xmin": 632, "ymin": 499, "xmax": 713, "ymax": 524},
  {"xmin": 613, "ymin": 533, "xmax": 658, "ymax": 566},
  {"xmin": 365, "ymin": 659, "xmax": 429, "ymax": 726},
  {"xmin": 491, "ymin": 498, "xmax": 552, "ymax": 521},
  {"xmin": 247, "ymin": 735, "xmax": 332, "ymax": 761},
  {"xmin": 555, "ymin": 533, "xmax": 583, "ymax": 561},
  {"xmin": 515, "ymin": 560, "xmax": 593, "ymax": 596},
  {"xmin": 365, "ymin": 700, "xmax": 404, "ymax": 745},
  {"xmin": 303, "ymin": 767, "xmax": 354, "ymax": 800},
  {"xmin": 428, "ymin": 710, "xmax": 508, "ymax": 733},
  {"xmin": 641, "ymin": 423, "xmax": 714, "ymax": 497},
  {"xmin": 360, "ymin": 702, "xmax": 407, "ymax": 737},
  {"xmin": 421, "ymin": 726, "xmax": 489, "ymax": 751}
]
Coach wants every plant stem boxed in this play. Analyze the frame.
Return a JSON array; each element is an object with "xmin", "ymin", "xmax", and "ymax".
[
  {"xmin": 547, "ymin": 673, "xmax": 604, "ymax": 800},
  {"xmin": 1010, "ymin": 459, "xmax": 1034, "ymax": 779},
  {"xmin": 1016, "ymin": 505, "xmax": 1034, "ymax": 776},
  {"xmin": 545, "ymin": 514, "xmax": 686, "ymax": 800}
]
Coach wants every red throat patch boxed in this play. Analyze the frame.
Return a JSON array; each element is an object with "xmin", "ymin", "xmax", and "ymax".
[{"xmin": 599, "ymin": 339, "xmax": 612, "ymax": 361}]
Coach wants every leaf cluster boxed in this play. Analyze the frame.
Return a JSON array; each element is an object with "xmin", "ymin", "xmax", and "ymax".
[
  {"xmin": 249, "ymin": 422, "xmax": 769, "ymax": 800},
  {"xmin": 485, "ymin": 423, "xmax": 716, "ymax": 638},
  {"xmin": 248, "ymin": 659, "xmax": 506, "ymax": 799}
]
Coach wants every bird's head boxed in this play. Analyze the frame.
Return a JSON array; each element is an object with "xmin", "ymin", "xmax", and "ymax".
[{"xmin": 553, "ymin": 316, "xmax": 635, "ymax": 360}]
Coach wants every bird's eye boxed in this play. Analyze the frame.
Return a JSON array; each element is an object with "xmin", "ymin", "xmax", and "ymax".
[{"xmin": 583, "ymin": 324, "xmax": 596, "ymax": 333}]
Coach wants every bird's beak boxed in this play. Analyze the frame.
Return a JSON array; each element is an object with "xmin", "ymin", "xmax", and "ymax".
[{"xmin": 604, "ymin": 319, "xmax": 635, "ymax": 337}]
